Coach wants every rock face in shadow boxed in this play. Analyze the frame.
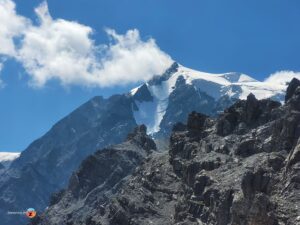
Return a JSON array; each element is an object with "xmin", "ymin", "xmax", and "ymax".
[
  {"xmin": 31, "ymin": 125, "xmax": 157, "ymax": 225},
  {"xmin": 33, "ymin": 79, "xmax": 300, "ymax": 225},
  {"xmin": 216, "ymin": 93, "xmax": 281, "ymax": 136},
  {"xmin": 285, "ymin": 77, "xmax": 300, "ymax": 103},
  {"xmin": 132, "ymin": 84, "xmax": 153, "ymax": 102},
  {"xmin": 157, "ymin": 76, "xmax": 215, "ymax": 137}
]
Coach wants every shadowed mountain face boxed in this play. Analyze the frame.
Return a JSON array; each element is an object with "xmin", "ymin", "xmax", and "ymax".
[
  {"xmin": 33, "ymin": 79, "xmax": 300, "ymax": 225},
  {"xmin": 0, "ymin": 95, "xmax": 137, "ymax": 225},
  {"xmin": 156, "ymin": 75, "xmax": 216, "ymax": 138}
]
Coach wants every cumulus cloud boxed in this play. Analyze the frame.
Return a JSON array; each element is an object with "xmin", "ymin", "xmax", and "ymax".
[
  {"xmin": 0, "ymin": 0, "xmax": 173, "ymax": 88},
  {"xmin": 264, "ymin": 71, "xmax": 300, "ymax": 87},
  {"xmin": 97, "ymin": 28, "xmax": 172, "ymax": 86},
  {"xmin": 0, "ymin": 0, "xmax": 28, "ymax": 56},
  {"xmin": 17, "ymin": 1, "xmax": 98, "ymax": 87}
]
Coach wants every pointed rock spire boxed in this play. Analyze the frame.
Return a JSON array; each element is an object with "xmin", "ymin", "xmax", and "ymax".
[{"xmin": 285, "ymin": 78, "xmax": 300, "ymax": 103}]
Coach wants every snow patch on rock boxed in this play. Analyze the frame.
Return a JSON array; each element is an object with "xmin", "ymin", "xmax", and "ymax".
[{"xmin": 0, "ymin": 152, "xmax": 20, "ymax": 168}]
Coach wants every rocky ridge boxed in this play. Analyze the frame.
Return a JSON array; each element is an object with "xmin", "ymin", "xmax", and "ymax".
[
  {"xmin": 33, "ymin": 79, "xmax": 300, "ymax": 225},
  {"xmin": 31, "ymin": 125, "xmax": 157, "ymax": 225}
]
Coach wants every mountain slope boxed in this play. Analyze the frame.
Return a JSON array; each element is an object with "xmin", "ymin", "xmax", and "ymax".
[
  {"xmin": 0, "ymin": 95, "xmax": 137, "ymax": 225},
  {"xmin": 34, "ymin": 78, "xmax": 300, "ymax": 225}
]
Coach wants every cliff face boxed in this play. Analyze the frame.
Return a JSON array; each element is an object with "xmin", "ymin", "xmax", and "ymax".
[{"xmin": 33, "ymin": 79, "xmax": 300, "ymax": 225}]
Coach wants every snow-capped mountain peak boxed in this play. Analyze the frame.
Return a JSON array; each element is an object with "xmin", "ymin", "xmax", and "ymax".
[
  {"xmin": 130, "ymin": 62, "xmax": 288, "ymax": 136},
  {"xmin": 132, "ymin": 62, "xmax": 285, "ymax": 100},
  {"xmin": 155, "ymin": 63, "xmax": 284, "ymax": 100}
]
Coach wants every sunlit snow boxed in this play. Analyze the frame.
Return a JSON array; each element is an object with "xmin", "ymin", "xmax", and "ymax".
[
  {"xmin": 131, "ymin": 64, "xmax": 288, "ymax": 134},
  {"xmin": 0, "ymin": 152, "xmax": 20, "ymax": 168}
]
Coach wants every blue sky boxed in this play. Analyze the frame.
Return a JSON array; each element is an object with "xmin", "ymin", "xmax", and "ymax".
[{"xmin": 1, "ymin": 0, "xmax": 300, "ymax": 152}]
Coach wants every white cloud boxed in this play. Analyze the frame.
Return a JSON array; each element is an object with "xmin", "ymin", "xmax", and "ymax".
[
  {"xmin": 264, "ymin": 71, "xmax": 300, "ymax": 87},
  {"xmin": 17, "ymin": 1, "xmax": 97, "ymax": 87},
  {"xmin": 0, "ymin": 0, "xmax": 28, "ymax": 56},
  {"xmin": 0, "ymin": 0, "xmax": 173, "ymax": 88},
  {"xmin": 96, "ymin": 28, "xmax": 172, "ymax": 86}
]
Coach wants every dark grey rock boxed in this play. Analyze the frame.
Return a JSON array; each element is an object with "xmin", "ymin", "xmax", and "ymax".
[
  {"xmin": 156, "ymin": 76, "xmax": 215, "ymax": 138},
  {"xmin": 132, "ymin": 84, "xmax": 153, "ymax": 102},
  {"xmin": 148, "ymin": 62, "xmax": 179, "ymax": 86},
  {"xmin": 285, "ymin": 77, "xmax": 300, "ymax": 103},
  {"xmin": 31, "ymin": 125, "xmax": 157, "ymax": 225},
  {"xmin": 216, "ymin": 94, "xmax": 281, "ymax": 136},
  {"xmin": 187, "ymin": 111, "xmax": 208, "ymax": 131}
]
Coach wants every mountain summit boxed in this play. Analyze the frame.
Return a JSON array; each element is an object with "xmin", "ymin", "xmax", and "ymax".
[{"xmin": 130, "ymin": 62, "xmax": 286, "ymax": 136}]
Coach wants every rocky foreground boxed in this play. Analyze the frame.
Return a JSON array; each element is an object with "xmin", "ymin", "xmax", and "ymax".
[{"xmin": 32, "ymin": 78, "xmax": 300, "ymax": 225}]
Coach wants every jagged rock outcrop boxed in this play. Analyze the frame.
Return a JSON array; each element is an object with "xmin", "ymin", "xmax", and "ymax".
[
  {"xmin": 216, "ymin": 93, "xmax": 281, "ymax": 136},
  {"xmin": 285, "ymin": 77, "xmax": 300, "ymax": 103},
  {"xmin": 31, "ymin": 125, "xmax": 157, "ymax": 225},
  {"xmin": 33, "ymin": 78, "xmax": 300, "ymax": 225},
  {"xmin": 132, "ymin": 84, "xmax": 153, "ymax": 103},
  {"xmin": 167, "ymin": 80, "xmax": 300, "ymax": 225}
]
